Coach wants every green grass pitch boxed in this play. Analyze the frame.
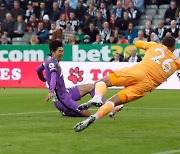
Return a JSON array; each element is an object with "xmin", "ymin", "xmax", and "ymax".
[{"xmin": 0, "ymin": 88, "xmax": 180, "ymax": 154}]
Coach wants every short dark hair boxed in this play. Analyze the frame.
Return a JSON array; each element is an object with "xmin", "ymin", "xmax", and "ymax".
[
  {"xmin": 49, "ymin": 40, "xmax": 63, "ymax": 54},
  {"xmin": 161, "ymin": 36, "xmax": 175, "ymax": 48}
]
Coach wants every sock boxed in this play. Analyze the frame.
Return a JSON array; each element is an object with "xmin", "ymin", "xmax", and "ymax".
[
  {"xmin": 92, "ymin": 81, "xmax": 107, "ymax": 101},
  {"xmin": 90, "ymin": 87, "xmax": 106, "ymax": 103},
  {"xmin": 94, "ymin": 101, "xmax": 114, "ymax": 120}
]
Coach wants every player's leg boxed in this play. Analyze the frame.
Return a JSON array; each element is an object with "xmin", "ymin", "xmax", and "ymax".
[
  {"xmin": 78, "ymin": 76, "xmax": 111, "ymax": 110},
  {"xmin": 74, "ymin": 92, "xmax": 125, "ymax": 132},
  {"xmin": 53, "ymin": 101, "xmax": 67, "ymax": 116},
  {"xmin": 74, "ymin": 81, "xmax": 152, "ymax": 131},
  {"xmin": 109, "ymin": 104, "xmax": 124, "ymax": 117},
  {"xmin": 77, "ymin": 83, "xmax": 106, "ymax": 103},
  {"xmin": 54, "ymin": 100, "xmax": 91, "ymax": 117},
  {"xmin": 54, "ymin": 90, "xmax": 91, "ymax": 117}
]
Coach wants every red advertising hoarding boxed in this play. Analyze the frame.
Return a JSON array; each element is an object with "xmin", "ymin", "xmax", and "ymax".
[
  {"xmin": 1, "ymin": 62, "xmax": 180, "ymax": 89},
  {"xmin": 0, "ymin": 62, "xmax": 45, "ymax": 88}
]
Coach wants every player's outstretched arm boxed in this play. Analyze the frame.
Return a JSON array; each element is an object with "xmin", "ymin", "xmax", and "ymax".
[
  {"xmin": 44, "ymin": 72, "xmax": 56, "ymax": 102},
  {"xmin": 134, "ymin": 40, "xmax": 157, "ymax": 50},
  {"xmin": 36, "ymin": 64, "xmax": 46, "ymax": 82}
]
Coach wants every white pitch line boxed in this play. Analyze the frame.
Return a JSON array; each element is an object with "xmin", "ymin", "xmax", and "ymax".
[
  {"xmin": 0, "ymin": 111, "xmax": 58, "ymax": 116},
  {"xmin": 125, "ymin": 107, "xmax": 180, "ymax": 111},
  {"xmin": 0, "ymin": 107, "xmax": 179, "ymax": 116},
  {"xmin": 153, "ymin": 149, "xmax": 180, "ymax": 154}
]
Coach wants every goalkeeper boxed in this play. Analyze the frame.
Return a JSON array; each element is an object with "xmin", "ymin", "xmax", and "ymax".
[{"xmin": 74, "ymin": 36, "xmax": 180, "ymax": 131}]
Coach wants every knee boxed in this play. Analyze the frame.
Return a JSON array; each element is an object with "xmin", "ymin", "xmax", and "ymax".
[
  {"xmin": 86, "ymin": 84, "xmax": 94, "ymax": 91},
  {"xmin": 81, "ymin": 110, "xmax": 91, "ymax": 117}
]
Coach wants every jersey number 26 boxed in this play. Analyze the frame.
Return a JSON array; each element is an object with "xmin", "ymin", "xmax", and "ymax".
[{"xmin": 151, "ymin": 48, "xmax": 173, "ymax": 73}]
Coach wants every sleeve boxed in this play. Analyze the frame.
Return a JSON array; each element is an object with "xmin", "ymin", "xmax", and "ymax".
[
  {"xmin": 134, "ymin": 40, "xmax": 157, "ymax": 50},
  {"xmin": 36, "ymin": 63, "xmax": 46, "ymax": 82},
  {"xmin": 49, "ymin": 71, "xmax": 57, "ymax": 93},
  {"xmin": 48, "ymin": 60, "xmax": 57, "ymax": 73}
]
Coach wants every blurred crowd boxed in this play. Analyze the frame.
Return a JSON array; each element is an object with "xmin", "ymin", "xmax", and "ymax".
[{"xmin": 0, "ymin": 0, "xmax": 179, "ymax": 46}]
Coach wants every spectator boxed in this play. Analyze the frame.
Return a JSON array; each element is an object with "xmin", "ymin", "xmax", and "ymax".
[
  {"xmin": 99, "ymin": 21, "xmax": 111, "ymax": 42},
  {"xmin": 86, "ymin": 2, "xmax": 97, "ymax": 19},
  {"xmin": 93, "ymin": 34, "xmax": 103, "ymax": 44},
  {"xmin": 132, "ymin": 0, "xmax": 144, "ymax": 13},
  {"xmin": 48, "ymin": 22, "xmax": 56, "ymax": 41},
  {"xmin": 176, "ymin": 11, "xmax": 180, "ymax": 29},
  {"xmin": 150, "ymin": 32, "xmax": 160, "ymax": 43},
  {"xmin": 76, "ymin": 27, "xmax": 85, "ymax": 43},
  {"xmin": 119, "ymin": 0, "xmax": 132, "ymax": 9},
  {"xmin": 167, "ymin": 20, "xmax": 179, "ymax": 38},
  {"xmin": 22, "ymin": 26, "xmax": 33, "ymax": 44},
  {"xmin": 113, "ymin": 1, "xmax": 125, "ymax": 21},
  {"xmin": 114, "ymin": 27, "xmax": 120, "ymax": 40},
  {"xmin": 176, "ymin": 30, "xmax": 180, "ymax": 43},
  {"xmin": 62, "ymin": 21, "xmax": 75, "ymax": 44},
  {"xmin": 82, "ymin": 12, "xmax": 93, "ymax": 31},
  {"xmin": 85, "ymin": 22, "xmax": 99, "ymax": 43},
  {"xmin": 127, "ymin": 1, "xmax": 141, "ymax": 25},
  {"xmin": 106, "ymin": 33, "xmax": 118, "ymax": 44},
  {"xmin": 124, "ymin": 22, "xmax": 138, "ymax": 43},
  {"xmin": 26, "ymin": 13, "xmax": 39, "ymax": 31},
  {"xmin": 60, "ymin": 0, "xmax": 74, "ymax": 21},
  {"xmin": 109, "ymin": 14, "xmax": 119, "ymax": 30},
  {"xmin": 10, "ymin": 1, "xmax": 24, "ymax": 20},
  {"xmin": 68, "ymin": 0, "xmax": 78, "ymax": 10},
  {"xmin": 83, "ymin": 0, "xmax": 96, "ymax": 8},
  {"xmin": 56, "ymin": 14, "xmax": 66, "ymax": 29},
  {"xmin": 116, "ymin": 35, "xmax": 129, "ymax": 44},
  {"xmin": 133, "ymin": 30, "xmax": 147, "ymax": 43},
  {"xmin": 30, "ymin": 34, "xmax": 39, "ymax": 44},
  {"xmin": 154, "ymin": 21, "xmax": 167, "ymax": 40},
  {"xmin": 38, "ymin": 2, "xmax": 49, "ymax": 21},
  {"xmin": 56, "ymin": 0, "xmax": 65, "ymax": 9},
  {"xmin": 143, "ymin": 20, "xmax": 153, "ymax": 41},
  {"xmin": 32, "ymin": 0, "xmax": 40, "ymax": 13},
  {"xmin": 109, "ymin": 53, "xmax": 124, "ymax": 62},
  {"xmin": 0, "ymin": 3, "xmax": 9, "ymax": 24},
  {"xmin": 43, "ymin": 0, "xmax": 54, "ymax": 11},
  {"xmin": 94, "ymin": 11, "xmax": 106, "ymax": 30},
  {"xmin": 82, "ymin": 35, "xmax": 91, "ymax": 44},
  {"xmin": 75, "ymin": 0, "xmax": 86, "ymax": 23},
  {"xmin": 25, "ymin": 1, "xmax": 38, "ymax": 22},
  {"xmin": 164, "ymin": 0, "xmax": 178, "ymax": 25},
  {"xmin": 0, "ymin": 34, "xmax": 11, "ymax": 45},
  {"xmin": 125, "ymin": 48, "xmax": 142, "ymax": 62},
  {"xmin": 68, "ymin": 12, "xmax": 79, "ymax": 31},
  {"xmin": 118, "ymin": 11, "xmax": 133, "ymax": 34},
  {"xmin": 49, "ymin": 1, "xmax": 60, "ymax": 22},
  {"xmin": 68, "ymin": 33, "xmax": 79, "ymax": 44},
  {"xmin": 43, "ymin": 14, "xmax": 51, "ymax": 30},
  {"xmin": 2, "ymin": 13, "xmax": 15, "ymax": 38},
  {"xmin": 13, "ymin": 15, "xmax": 26, "ymax": 37},
  {"xmin": 51, "ymin": 28, "xmax": 63, "ymax": 42},
  {"xmin": 33, "ymin": 22, "xmax": 49, "ymax": 44},
  {"xmin": 5, "ymin": 0, "xmax": 14, "ymax": 11},
  {"xmin": 99, "ymin": 2, "xmax": 110, "ymax": 21}
]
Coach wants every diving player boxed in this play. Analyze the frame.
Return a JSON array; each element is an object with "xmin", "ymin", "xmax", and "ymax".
[{"xmin": 74, "ymin": 36, "xmax": 180, "ymax": 131}]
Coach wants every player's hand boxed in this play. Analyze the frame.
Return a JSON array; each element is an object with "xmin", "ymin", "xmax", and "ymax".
[{"xmin": 44, "ymin": 92, "xmax": 54, "ymax": 102}]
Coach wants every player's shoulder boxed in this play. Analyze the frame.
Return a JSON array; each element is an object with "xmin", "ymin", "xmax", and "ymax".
[{"xmin": 45, "ymin": 55, "xmax": 58, "ymax": 65}]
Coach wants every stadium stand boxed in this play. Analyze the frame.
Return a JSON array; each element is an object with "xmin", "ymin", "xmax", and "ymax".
[{"xmin": 0, "ymin": 0, "xmax": 178, "ymax": 45}]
